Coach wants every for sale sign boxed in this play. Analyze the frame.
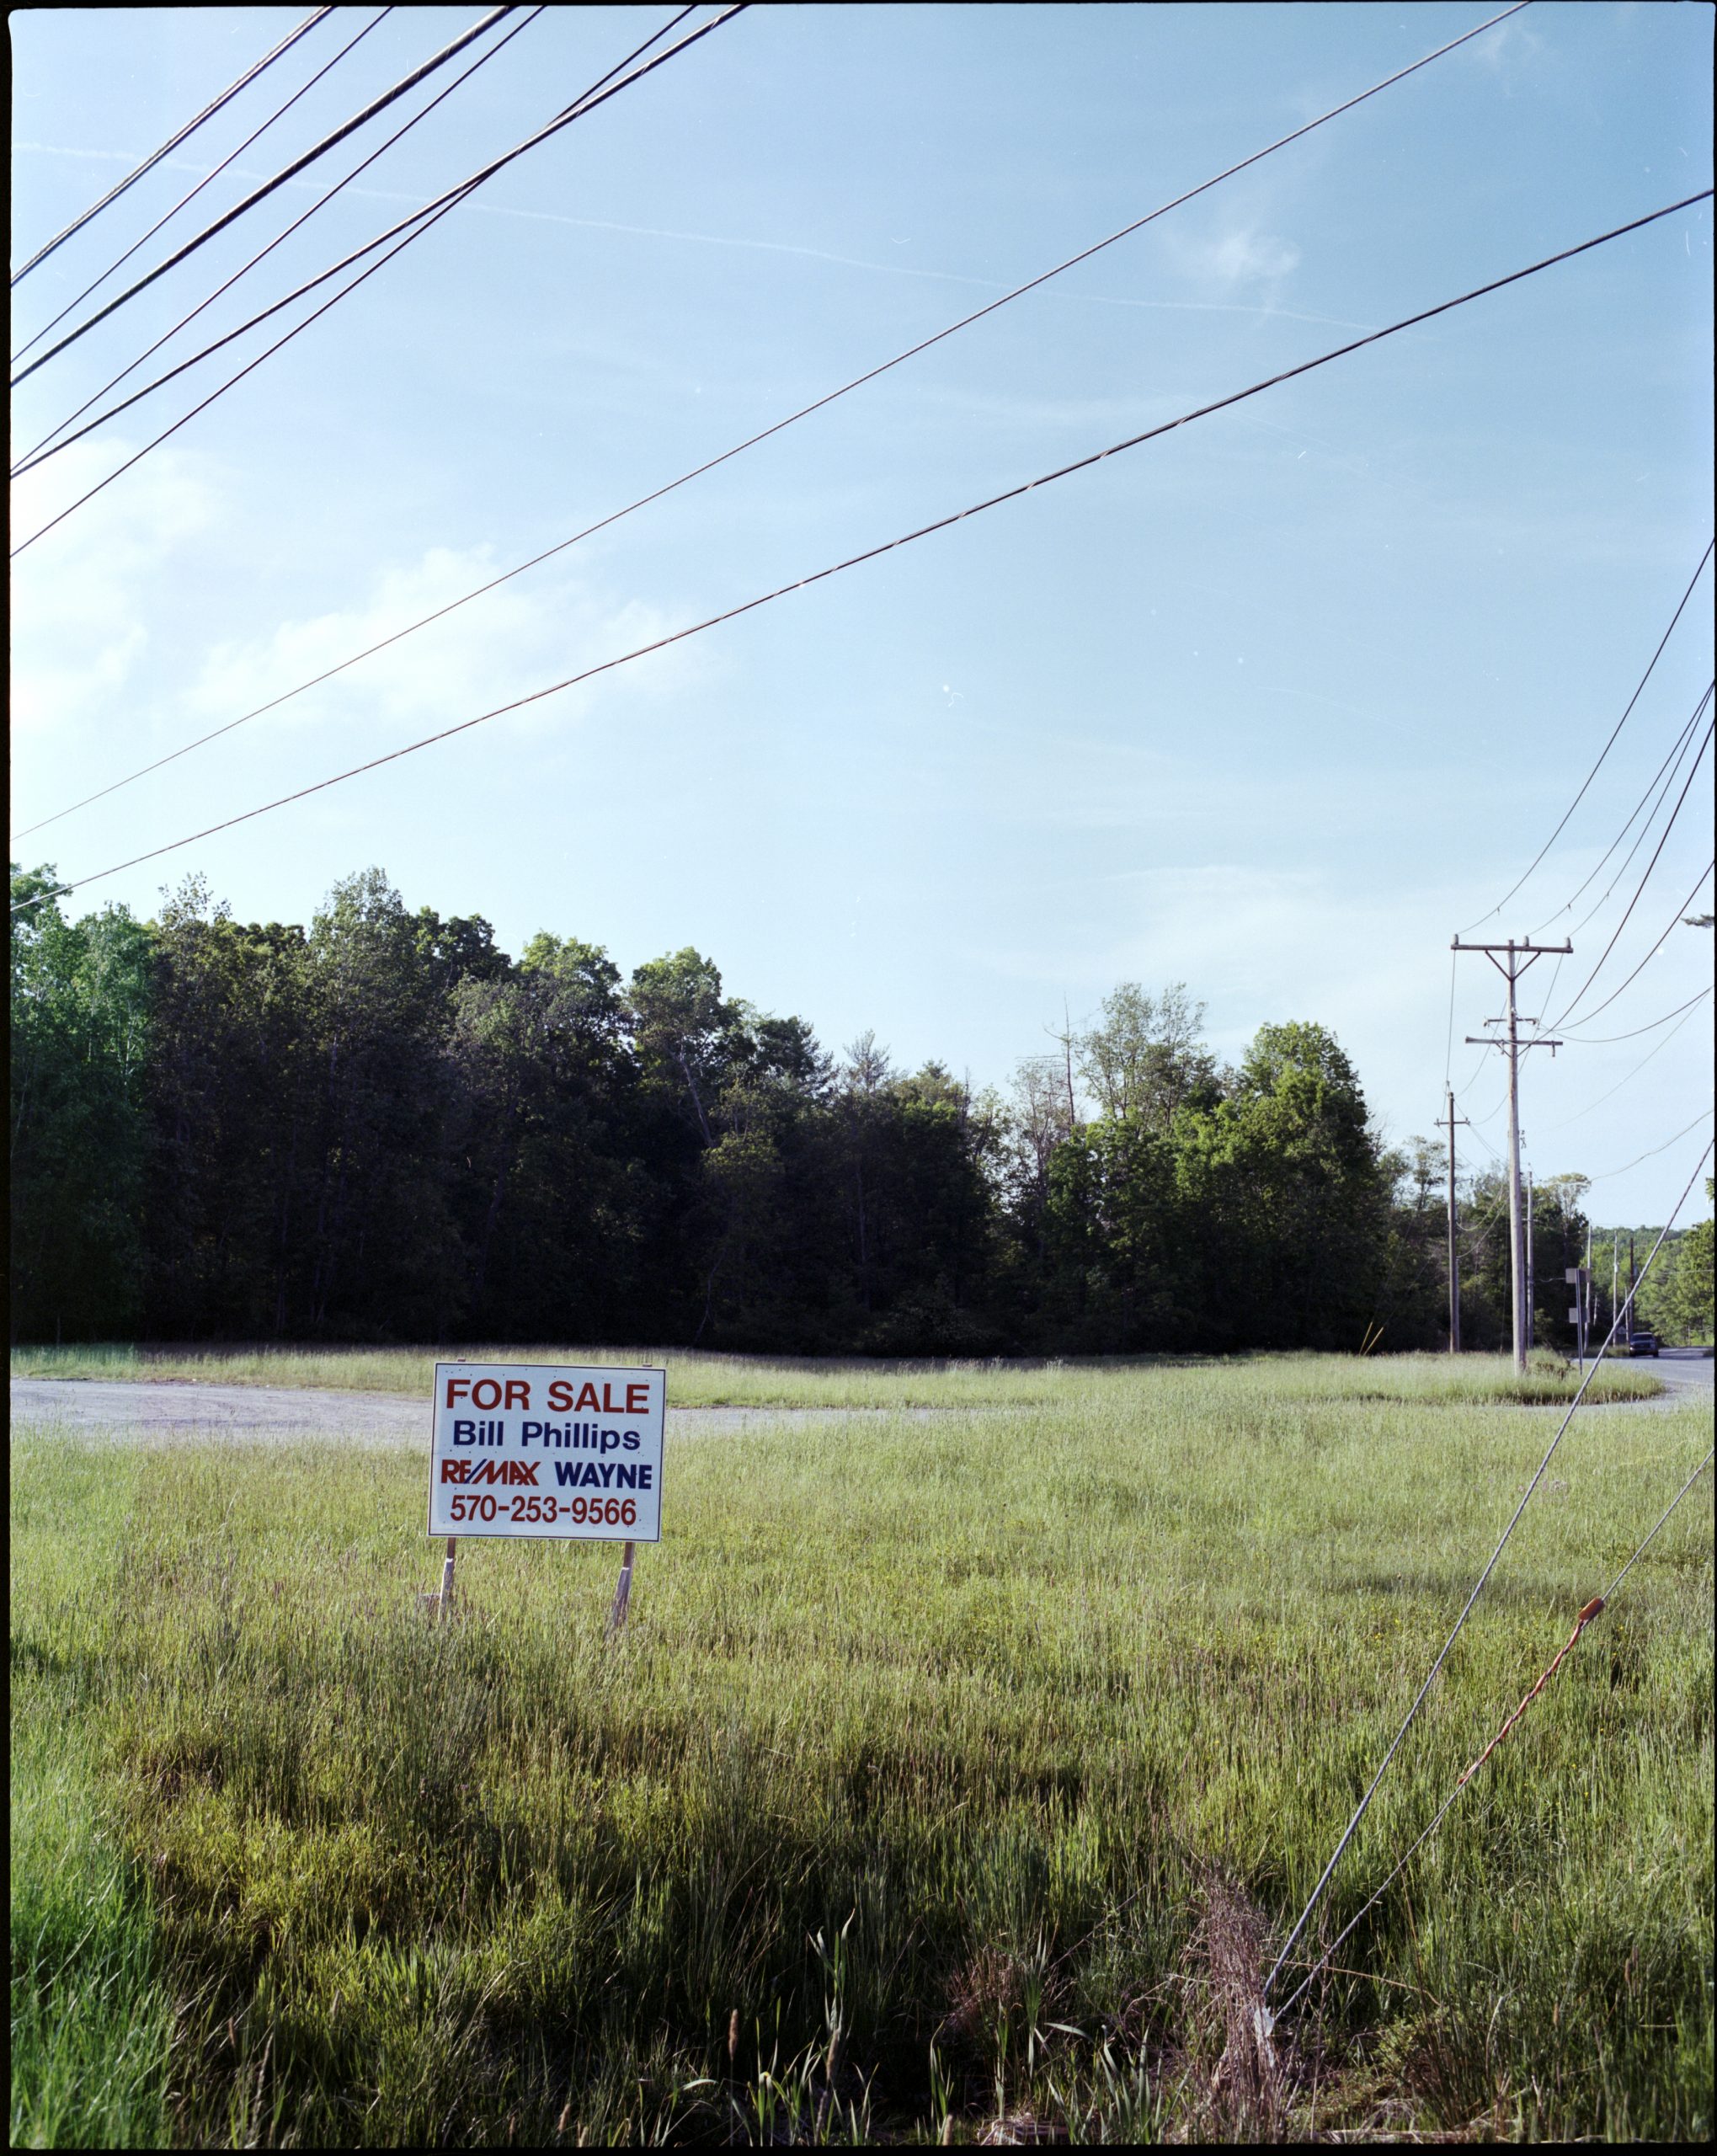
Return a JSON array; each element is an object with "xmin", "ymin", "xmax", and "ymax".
[{"xmin": 428, "ymin": 1362, "xmax": 664, "ymax": 1542}]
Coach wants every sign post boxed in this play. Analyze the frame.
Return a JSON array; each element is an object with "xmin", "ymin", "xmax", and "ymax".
[
  {"xmin": 426, "ymin": 1361, "xmax": 665, "ymax": 1623},
  {"xmin": 1565, "ymin": 1265, "xmax": 1590, "ymax": 1369},
  {"xmin": 606, "ymin": 1541, "xmax": 637, "ymax": 1637}
]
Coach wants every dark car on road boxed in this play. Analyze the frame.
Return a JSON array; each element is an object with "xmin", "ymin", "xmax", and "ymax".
[{"xmin": 1626, "ymin": 1330, "xmax": 1661, "ymax": 1357}]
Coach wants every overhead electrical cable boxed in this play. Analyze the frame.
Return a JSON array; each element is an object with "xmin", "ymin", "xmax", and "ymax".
[
  {"xmin": 11, "ymin": 8, "xmax": 396, "ymax": 372},
  {"xmin": 1548, "ymin": 721, "xmax": 1714, "ymax": 1028},
  {"xmin": 1560, "ymin": 984, "xmax": 1712, "ymax": 1046},
  {"xmin": 1544, "ymin": 1000, "xmax": 1711, "ymax": 1134},
  {"xmin": 13, "ymin": 5, "xmax": 547, "ymax": 476},
  {"xmin": 1540, "ymin": 682, "xmax": 1715, "ymax": 937},
  {"xmin": 3, "ymin": 3, "xmax": 1571, "ymax": 829},
  {"xmin": 1461, "ymin": 538, "xmax": 1714, "ymax": 933},
  {"xmin": 11, "ymin": 0, "xmax": 1523, "ymax": 472},
  {"xmin": 1549, "ymin": 859, "xmax": 1717, "ymax": 1038},
  {"xmin": 11, "ymin": 7, "xmax": 333, "ymax": 285},
  {"xmin": 1442, "ymin": 949, "xmax": 1458, "ymax": 1088},
  {"xmin": 11, "ymin": 2, "xmax": 1517, "ymax": 494},
  {"xmin": 9, "ymin": 1, "xmax": 648, "ymax": 478},
  {"xmin": 13, "ymin": 7, "xmax": 702, "ymax": 484},
  {"xmin": 1586, "ymin": 1113, "xmax": 1714, "ymax": 1183},
  {"xmin": 1273, "ymin": 1434, "xmax": 1717, "ymax": 2025},
  {"xmin": 11, "ymin": 6, "xmax": 520, "ymax": 383},
  {"xmin": 1261, "ymin": 1137, "xmax": 1716, "ymax": 2011},
  {"xmin": 1564, "ymin": 729, "xmax": 1709, "ymax": 943},
  {"xmin": 13, "ymin": 185, "xmax": 1711, "ymax": 910},
  {"xmin": 8, "ymin": 5, "xmax": 741, "ymax": 559}
]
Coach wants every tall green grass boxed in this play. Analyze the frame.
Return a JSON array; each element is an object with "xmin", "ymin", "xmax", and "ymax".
[
  {"xmin": 12, "ymin": 1582, "xmax": 173, "ymax": 2147},
  {"xmin": 9, "ymin": 1341, "xmax": 1663, "ymax": 1408},
  {"xmin": 10, "ymin": 1367, "xmax": 1710, "ymax": 2143}
]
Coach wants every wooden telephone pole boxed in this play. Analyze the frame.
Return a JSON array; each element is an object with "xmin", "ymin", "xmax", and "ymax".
[
  {"xmin": 1436, "ymin": 1086, "xmax": 1469, "ymax": 1352},
  {"xmin": 1453, "ymin": 937, "xmax": 1570, "ymax": 1373},
  {"xmin": 1525, "ymin": 1170, "xmax": 1534, "ymax": 1351}
]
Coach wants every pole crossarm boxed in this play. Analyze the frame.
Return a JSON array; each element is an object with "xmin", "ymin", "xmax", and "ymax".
[{"xmin": 1451, "ymin": 939, "xmax": 1574, "ymax": 953}]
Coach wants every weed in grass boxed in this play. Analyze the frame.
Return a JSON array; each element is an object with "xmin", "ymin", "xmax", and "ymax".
[{"xmin": 9, "ymin": 1364, "xmax": 1710, "ymax": 2144}]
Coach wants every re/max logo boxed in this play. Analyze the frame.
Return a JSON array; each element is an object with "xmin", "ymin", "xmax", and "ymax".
[{"xmin": 440, "ymin": 1459, "xmax": 540, "ymax": 1486}]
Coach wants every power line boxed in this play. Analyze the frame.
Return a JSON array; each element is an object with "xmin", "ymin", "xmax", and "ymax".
[
  {"xmin": 1586, "ymin": 1109, "xmax": 1714, "ymax": 1183},
  {"xmin": 13, "ymin": 184, "xmax": 1712, "ymax": 910},
  {"xmin": 8, "ymin": 6, "xmax": 742, "ymax": 561},
  {"xmin": 1603, "ymin": 1449, "xmax": 1716, "ymax": 1599},
  {"xmin": 13, "ymin": 5, "xmax": 547, "ymax": 477},
  {"xmin": 11, "ymin": 8, "xmax": 333, "ymax": 285},
  {"xmin": 1261, "ymin": 1135, "xmax": 1715, "ymax": 2007},
  {"xmin": 16, "ymin": 0, "xmax": 1530, "ymax": 465},
  {"xmin": 14, "ymin": 6, "xmax": 701, "ymax": 478},
  {"xmin": 1560, "ymin": 983, "xmax": 1711, "ymax": 1048},
  {"xmin": 1462, "ymin": 539, "xmax": 1714, "ymax": 933},
  {"xmin": 1442, "ymin": 949, "xmax": 1458, "ymax": 1089},
  {"xmin": 1541, "ymin": 682, "xmax": 1715, "ymax": 940},
  {"xmin": 1542, "ymin": 998, "xmax": 1709, "ymax": 1136},
  {"xmin": 1548, "ymin": 723, "xmax": 1714, "ymax": 1029},
  {"xmin": 1551, "ymin": 859, "xmax": 1716, "ymax": 1038},
  {"xmin": 8, "ymin": 0, "xmax": 1531, "ymax": 821},
  {"xmin": 1273, "ymin": 1438, "xmax": 1716, "ymax": 2025},
  {"xmin": 11, "ymin": 6, "xmax": 520, "ymax": 384},
  {"xmin": 10, "ymin": 8, "xmax": 396, "ymax": 373}
]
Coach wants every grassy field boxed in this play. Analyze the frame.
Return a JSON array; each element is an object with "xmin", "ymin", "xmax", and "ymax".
[
  {"xmin": 8, "ymin": 1340, "xmax": 1667, "ymax": 1408},
  {"xmin": 10, "ymin": 1357, "xmax": 1711, "ymax": 2145}
]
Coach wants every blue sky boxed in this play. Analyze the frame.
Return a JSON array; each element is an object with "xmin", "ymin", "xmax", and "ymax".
[{"xmin": 11, "ymin": 3, "xmax": 1714, "ymax": 1228}]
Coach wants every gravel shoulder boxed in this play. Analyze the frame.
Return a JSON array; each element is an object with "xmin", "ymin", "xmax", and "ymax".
[{"xmin": 8, "ymin": 1380, "xmax": 936, "ymax": 1445}]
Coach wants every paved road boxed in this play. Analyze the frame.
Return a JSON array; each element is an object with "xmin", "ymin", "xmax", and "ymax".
[
  {"xmin": 11, "ymin": 1362, "xmax": 1710, "ymax": 1444},
  {"xmin": 8, "ymin": 1380, "xmax": 925, "ymax": 1445},
  {"xmin": 1598, "ymin": 1348, "xmax": 1714, "ymax": 1410}
]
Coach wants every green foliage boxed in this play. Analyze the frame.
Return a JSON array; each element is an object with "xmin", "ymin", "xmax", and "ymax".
[
  {"xmin": 8, "ymin": 869, "xmax": 1637, "ymax": 1358},
  {"xmin": 10, "ymin": 865, "xmax": 154, "ymax": 1341},
  {"xmin": 1635, "ymin": 1181, "xmax": 1715, "ymax": 1345},
  {"xmin": 11, "ymin": 1363, "xmax": 1710, "ymax": 2143}
]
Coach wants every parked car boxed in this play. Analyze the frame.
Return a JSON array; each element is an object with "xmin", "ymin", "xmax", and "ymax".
[{"xmin": 1626, "ymin": 1330, "xmax": 1661, "ymax": 1358}]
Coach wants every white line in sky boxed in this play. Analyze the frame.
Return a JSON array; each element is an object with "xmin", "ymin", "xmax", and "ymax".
[{"xmin": 16, "ymin": 141, "xmax": 1378, "ymax": 333}]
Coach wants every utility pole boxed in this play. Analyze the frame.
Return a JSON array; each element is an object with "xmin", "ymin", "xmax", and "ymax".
[
  {"xmin": 1453, "ymin": 937, "xmax": 1570, "ymax": 1373},
  {"xmin": 1436, "ymin": 1086, "xmax": 1469, "ymax": 1352},
  {"xmin": 1629, "ymin": 1231, "xmax": 1637, "ymax": 1337},
  {"xmin": 1525, "ymin": 1169, "xmax": 1534, "ymax": 1352}
]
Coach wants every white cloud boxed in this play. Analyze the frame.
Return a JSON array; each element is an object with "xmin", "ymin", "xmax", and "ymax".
[
  {"xmin": 1172, "ymin": 225, "xmax": 1303, "ymax": 287},
  {"xmin": 1468, "ymin": 16, "xmax": 1544, "ymax": 76},
  {"xmin": 9, "ymin": 436, "xmax": 218, "ymax": 736},
  {"xmin": 189, "ymin": 544, "xmax": 697, "ymax": 744}
]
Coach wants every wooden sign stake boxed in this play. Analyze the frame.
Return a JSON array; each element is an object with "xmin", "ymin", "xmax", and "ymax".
[
  {"xmin": 439, "ymin": 1535, "xmax": 457, "ymax": 1617},
  {"xmin": 606, "ymin": 1540, "xmax": 637, "ymax": 1638}
]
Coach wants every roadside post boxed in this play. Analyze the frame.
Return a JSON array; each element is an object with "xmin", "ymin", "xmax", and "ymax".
[
  {"xmin": 1565, "ymin": 1266, "xmax": 1590, "ymax": 1369},
  {"xmin": 425, "ymin": 1361, "xmax": 665, "ymax": 1629}
]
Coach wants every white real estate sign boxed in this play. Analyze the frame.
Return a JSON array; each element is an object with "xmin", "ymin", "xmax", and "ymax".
[{"xmin": 428, "ymin": 1361, "xmax": 665, "ymax": 1542}]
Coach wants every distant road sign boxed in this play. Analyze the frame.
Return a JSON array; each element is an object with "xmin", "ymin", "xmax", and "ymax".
[{"xmin": 428, "ymin": 1362, "xmax": 664, "ymax": 1543}]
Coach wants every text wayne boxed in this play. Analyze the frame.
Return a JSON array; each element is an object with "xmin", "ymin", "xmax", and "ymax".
[{"xmin": 439, "ymin": 1374, "xmax": 659, "ymax": 1492}]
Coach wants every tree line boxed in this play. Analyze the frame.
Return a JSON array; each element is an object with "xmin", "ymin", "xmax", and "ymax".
[{"xmin": 10, "ymin": 863, "xmax": 1712, "ymax": 1351}]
